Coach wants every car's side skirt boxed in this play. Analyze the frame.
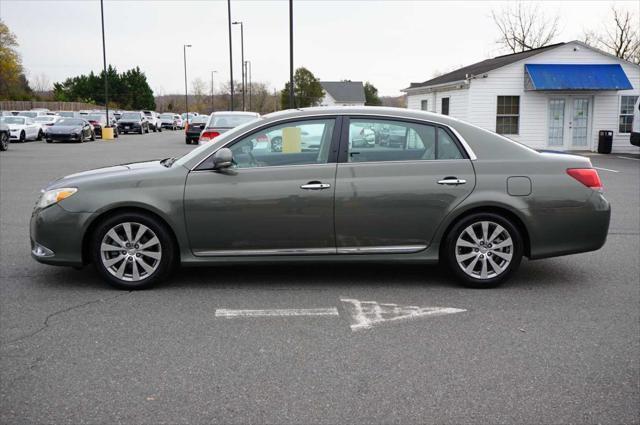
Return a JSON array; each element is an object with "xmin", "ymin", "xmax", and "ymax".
[{"xmin": 193, "ymin": 245, "xmax": 427, "ymax": 257}]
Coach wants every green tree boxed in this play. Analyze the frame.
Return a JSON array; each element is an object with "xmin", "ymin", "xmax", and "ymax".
[
  {"xmin": 280, "ymin": 67, "xmax": 324, "ymax": 109},
  {"xmin": 123, "ymin": 67, "xmax": 155, "ymax": 109},
  {"xmin": 0, "ymin": 20, "xmax": 32, "ymax": 99},
  {"xmin": 363, "ymin": 81, "xmax": 382, "ymax": 106}
]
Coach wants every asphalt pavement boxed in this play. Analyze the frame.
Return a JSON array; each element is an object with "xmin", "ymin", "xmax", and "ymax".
[{"xmin": 1, "ymin": 131, "xmax": 638, "ymax": 424}]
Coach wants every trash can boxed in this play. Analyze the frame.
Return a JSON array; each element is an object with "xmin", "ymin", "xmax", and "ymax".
[
  {"xmin": 102, "ymin": 127, "xmax": 115, "ymax": 140},
  {"xmin": 597, "ymin": 130, "xmax": 613, "ymax": 154}
]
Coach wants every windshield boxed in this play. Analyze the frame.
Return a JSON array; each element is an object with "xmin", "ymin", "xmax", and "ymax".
[
  {"xmin": 56, "ymin": 119, "xmax": 84, "ymax": 126},
  {"xmin": 19, "ymin": 112, "xmax": 37, "ymax": 118},
  {"xmin": 34, "ymin": 116, "xmax": 55, "ymax": 122},
  {"xmin": 160, "ymin": 114, "xmax": 173, "ymax": 119},
  {"xmin": 58, "ymin": 112, "xmax": 75, "ymax": 117},
  {"xmin": 86, "ymin": 114, "xmax": 105, "ymax": 121},
  {"xmin": 209, "ymin": 114, "xmax": 258, "ymax": 128},
  {"xmin": 121, "ymin": 112, "xmax": 141, "ymax": 120},
  {"xmin": 1, "ymin": 117, "xmax": 25, "ymax": 125}
]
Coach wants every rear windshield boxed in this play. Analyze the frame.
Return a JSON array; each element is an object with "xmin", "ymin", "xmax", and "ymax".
[
  {"xmin": 189, "ymin": 116, "xmax": 209, "ymax": 124},
  {"xmin": 209, "ymin": 114, "xmax": 258, "ymax": 128},
  {"xmin": 1, "ymin": 117, "xmax": 25, "ymax": 124},
  {"xmin": 160, "ymin": 114, "xmax": 174, "ymax": 119}
]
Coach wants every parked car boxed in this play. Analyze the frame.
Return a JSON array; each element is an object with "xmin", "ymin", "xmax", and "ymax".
[
  {"xmin": 174, "ymin": 114, "xmax": 184, "ymax": 129},
  {"xmin": 0, "ymin": 116, "xmax": 43, "ymax": 142},
  {"xmin": 34, "ymin": 115, "xmax": 61, "ymax": 128},
  {"xmin": 57, "ymin": 111, "xmax": 77, "ymax": 118},
  {"xmin": 185, "ymin": 115, "xmax": 209, "ymax": 144},
  {"xmin": 142, "ymin": 111, "xmax": 162, "ymax": 132},
  {"xmin": 29, "ymin": 107, "xmax": 611, "ymax": 290},
  {"xmin": 85, "ymin": 113, "xmax": 119, "ymax": 138},
  {"xmin": 0, "ymin": 122, "xmax": 9, "ymax": 151},
  {"xmin": 631, "ymin": 96, "xmax": 640, "ymax": 147},
  {"xmin": 199, "ymin": 112, "xmax": 260, "ymax": 144},
  {"xmin": 17, "ymin": 111, "xmax": 46, "ymax": 119},
  {"xmin": 159, "ymin": 113, "xmax": 178, "ymax": 130},
  {"xmin": 44, "ymin": 118, "xmax": 95, "ymax": 143},
  {"xmin": 117, "ymin": 111, "xmax": 149, "ymax": 134}
]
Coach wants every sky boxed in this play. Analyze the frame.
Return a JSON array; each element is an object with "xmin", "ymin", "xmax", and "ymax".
[{"xmin": 1, "ymin": 0, "xmax": 638, "ymax": 97}]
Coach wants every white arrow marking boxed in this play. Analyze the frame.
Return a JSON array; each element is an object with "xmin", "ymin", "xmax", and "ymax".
[
  {"xmin": 340, "ymin": 299, "xmax": 467, "ymax": 331},
  {"xmin": 215, "ymin": 308, "xmax": 339, "ymax": 318}
]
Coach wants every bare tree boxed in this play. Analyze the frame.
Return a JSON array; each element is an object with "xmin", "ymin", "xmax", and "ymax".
[
  {"xmin": 31, "ymin": 73, "xmax": 51, "ymax": 93},
  {"xmin": 491, "ymin": 2, "xmax": 559, "ymax": 53},
  {"xmin": 583, "ymin": 6, "xmax": 639, "ymax": 64}
]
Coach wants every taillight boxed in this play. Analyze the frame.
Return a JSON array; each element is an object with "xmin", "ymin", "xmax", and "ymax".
[
  {"xmin": 199, "ymin": 130, "xmax": 220, "ymax": 142},
  {"xmin": 567, "ymin": 168, "xmax": 602, "ymax": 190}
]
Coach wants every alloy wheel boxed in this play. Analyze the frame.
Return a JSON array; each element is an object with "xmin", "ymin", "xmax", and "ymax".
[
  {"xmin": 100, "ymin": 222, "xmax": 162, "ymax": 282},
  {"xmin": 455, "ymin": 221, "xmax": 513, "ymax": 280}
]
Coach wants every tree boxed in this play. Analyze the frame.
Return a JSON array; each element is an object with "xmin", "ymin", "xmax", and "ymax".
[
  {"xmin": 491, "ymin": 2, "xmax": 559, "ymax": 53},
  {"xmin": 280, "ymin": 67, "xmax": 324, "ymax": 109},
  {"xmin": 583, "ymin": 6, "xmax": 639, "ymax": 64},
  {"xmin": 0, "ymin": 19, "xmax": 32, "ymax": 99},
  {"xmin": 363, "ymin": 82, "xmax": 381, "ymax": 106}
]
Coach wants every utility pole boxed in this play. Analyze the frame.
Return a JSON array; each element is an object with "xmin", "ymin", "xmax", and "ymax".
[
  {"xmin": 210, "ymin": 70, "xmax": 217, "ymax": 113},
  {"xmin": 227, "ymin": 0, "xmax": 234, "ymax": 111},
  {"xmin": 183, "ymin": 44, "xmax": 191, "ymax": 125},
  {"xmin": 289, "ymin": 0, "xmax": 294, "ymax": 109},
  {"xmin": 232, "ymin": 21, "xmax": 245, "ymax": 111},
  {"xmin": 100, "ymin": 0, "xmax": 110, "ymax": 127},
  {"xmin": 246, "ymin": 60, "xmax": 252, "ymax": 111}
]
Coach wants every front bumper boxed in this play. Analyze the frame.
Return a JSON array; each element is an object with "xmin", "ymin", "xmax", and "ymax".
[
  {"xmin": 30, "ymin": 204, "xmax": 92, "ymax": 266},
  {"xmin": 118, "ymin": 123, "xmax": 141, "ymax": 132},
  {"xmin": 46, "ymin": 133, "xmax": 82, "ymax": 142}
]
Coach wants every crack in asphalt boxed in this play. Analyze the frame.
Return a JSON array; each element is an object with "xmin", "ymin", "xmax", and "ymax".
[{"xmin": 3, "ymin": 292, "xmax": 131, "ymax": 346}]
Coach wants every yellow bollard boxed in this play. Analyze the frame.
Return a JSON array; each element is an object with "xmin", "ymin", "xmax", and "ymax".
[{"xmin": 102, "ymin": 127, "xmax": 115, "ymax": 140}]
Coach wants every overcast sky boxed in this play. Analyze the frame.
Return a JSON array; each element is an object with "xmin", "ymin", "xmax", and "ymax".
[{"xmin": 1, "ymin": 0, "xmax": 637, "ymax": 96}]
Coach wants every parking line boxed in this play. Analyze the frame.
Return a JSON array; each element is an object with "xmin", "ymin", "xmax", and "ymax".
[
  {"xmin": 616, "ymin": 156, "xmax": 640, "ymax": 161},
  {"xmin": 593, "ymin": 166, "xmax": 620, "ymax": 173},
  {"xmin": 215, "ymin": 308, "xmax": 339, "ymax": 318}
]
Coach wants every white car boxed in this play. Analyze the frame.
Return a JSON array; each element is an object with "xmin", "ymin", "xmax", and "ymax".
[
  {"xmin": 34, "ymin": 115, "xmax": 61, "ymax": 129},
  {"xmin": 18, "ymin": 111, "xmax": 47, "ymax": 119},
  {"xmin": 1, "ymin": 116, "xmax": 43, "ymax": 142},
  {"xmin": 174, "ymin": 114, "xmax": 184, "ymax": 129},
  {"xmin": 142, "ymin": 111, "xmax": 162, "ymax": 132},
  {"xmin": 158, "ymin": 113, "xmax": 177, "ymax": 130}
]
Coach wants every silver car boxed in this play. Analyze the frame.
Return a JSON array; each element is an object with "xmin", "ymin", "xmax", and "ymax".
[{"xmin": 30, "ymin": 107, "xmax": 610, "ymax": 289}]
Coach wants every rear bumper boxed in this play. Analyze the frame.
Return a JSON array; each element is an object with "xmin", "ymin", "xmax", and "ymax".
[
  {"xmin": 527, "ymin": 191, "xmax": 611, "ymax": 260},
  {"xmin": 30, "ymin": 204, "xmax": 91, "ymax": 267}
]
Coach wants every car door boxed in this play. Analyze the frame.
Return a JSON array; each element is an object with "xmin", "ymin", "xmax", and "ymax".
[
  {"xmin": 183, "ymin": 117, "xmax": 341, "ymax": 255},
  {"xmin": 334, "ymin": 117, "xmax": 476, "ymax": 253},
  {"xmin": 25, "ymin": 118, "xmax": 37, "ymax": 139}
]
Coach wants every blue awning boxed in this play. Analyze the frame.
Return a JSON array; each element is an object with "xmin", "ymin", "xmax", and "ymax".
[{"xmin": 524, "ymin": 64, "xmax": 633, "ymax": 91}]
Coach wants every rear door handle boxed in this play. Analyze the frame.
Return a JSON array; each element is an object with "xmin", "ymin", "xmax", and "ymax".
[
  {"xmin": 437, "ymin": 177, "xmax": 467, "ymax": 186},
  {"xmin": 300, "ymin": 182, "xmax": 331, "ymax": 190}
]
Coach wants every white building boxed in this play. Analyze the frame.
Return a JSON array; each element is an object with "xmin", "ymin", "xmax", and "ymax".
[
  {"xmin": 319, "ymin": 81, "xmax": 366, "ymax": 107},
  {"xmin": 403, "ymin": 41, "xmax": 640, "ymax": 153}
]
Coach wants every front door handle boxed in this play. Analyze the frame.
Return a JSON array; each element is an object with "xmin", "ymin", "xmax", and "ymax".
[
  {"xmin": 300, "ymin": 182, "xmax": 331, "ymax": 190},
  {"xmin": 437, "ymin": 177, "xmax": 467, "ymax": 186}
]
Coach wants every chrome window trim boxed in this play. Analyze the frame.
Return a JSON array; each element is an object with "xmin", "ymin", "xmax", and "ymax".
[
  {"xmin": 193, "ymin": 245, "xmax": 426, "ymax": 257},
  {"xmin": 190, "ymin": 112, "xmax": 478, "ymax": 170}
]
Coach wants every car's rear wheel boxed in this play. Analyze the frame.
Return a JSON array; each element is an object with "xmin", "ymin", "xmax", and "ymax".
[
  {"xmin": 444, "ymin": 212, "xmax": 523, "ymax": 288},
  {"xmin": 19, "ymin": 131, "xmax": 25, "ymax": 143},
  {"xmin": 0, "ymin": 132, "xmax": 8, "ymax": 150},
  {"xmin": 37, "ymin": 130, "xmax": 43, "ymax": 141},
  {"xmin": 91, "ymin": 212, "xmax": 175, "ymax": 289}
]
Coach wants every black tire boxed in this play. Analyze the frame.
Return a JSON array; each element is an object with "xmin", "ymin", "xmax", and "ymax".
[
  {"xmin": 90, "ymin": 130, "xmax": 96, "ymax": 141},
  {"xmin": 139, "ymin": 125, "xmax": 144, "ymax": 135},
  {"xmin": 0, "ymin": 132, "xmax": 8, "ymax": 151},
  {"xmin": 36, "ymin": 130, "xmax": 43, "ymax": 141},
  {"xmin": 157, "ymin": 125, "xmax": 162, "ymax": 133},
  {"xmin": 444, "ymin": 212, "xmax": 523, "ymax": 288},
  {"xmin": 91, "ymin": 212, "xmax": 176, "ymax": 290},
  {"xmin": 46, "ymin": 139, "xmax": 52, "ymax": 144},
  {"xmin": 152, "ymin": 125, "xmax": 157, "ymax": 133},
  {"xmin": 145, "ymin": 125, "xmax": 150, "ymax": 134},
  {"xmin": 185, "ymin": 138, "xmax": 191, "ymax": 145},
  {"xmin": 19, "ymin": 131, "xmax": 25, "ymax": 143}
]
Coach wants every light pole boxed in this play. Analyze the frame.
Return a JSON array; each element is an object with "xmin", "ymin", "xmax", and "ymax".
[
  {"xmin": 100, "ymin": 0, "xmax": 110, "ymax": 127},
  {"xmin": 183, "ymin": 44, "xmax": 191, "ymax": 126},
  {"xmin": 289, "ymin": 0, "xmax": 294, "ymax": 109},
  {"xmin": 210, "ymin": 70, "xmax": 218, "ymax": 113},
  {"xmin": 245, "ymin": 60, "xmax": 252, "ymax": 111},
  {"xmin": 232, "ymin": 21, "xmax": 245, "ymax": 111},
  {"xmin": 227, "ymin": 0, "xmax": 234, "ymax": 111}
]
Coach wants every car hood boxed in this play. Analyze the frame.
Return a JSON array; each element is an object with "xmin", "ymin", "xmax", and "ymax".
[
  {"xmin": 6, "ymin": 124, "xmax": 26, "ymax": 130},
  {"xmin": 47, "ymin": 160, "xmax": 164, "ymax": 190},
  {"xmin": 48, "ymin": 125, "xmax": 82, "ymax": 133}
]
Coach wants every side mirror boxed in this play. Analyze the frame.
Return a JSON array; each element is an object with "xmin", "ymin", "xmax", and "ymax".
[{"xmin": 212, "ymin": 148, "xmax": 233, "ymax": 170}]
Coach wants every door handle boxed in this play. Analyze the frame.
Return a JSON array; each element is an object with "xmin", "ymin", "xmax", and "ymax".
[
  {"xmin": 437, "ymin": 177, "xmax": 467, "ymax": 186},
  {"xmin": 300, "ymin": 182, "xmax": 331, "ymax": 190}
]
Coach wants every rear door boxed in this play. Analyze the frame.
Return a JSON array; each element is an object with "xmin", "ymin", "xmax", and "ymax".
[{"xmin": 334, "ymin": 116, "xmax": 475, "ymax": 253}]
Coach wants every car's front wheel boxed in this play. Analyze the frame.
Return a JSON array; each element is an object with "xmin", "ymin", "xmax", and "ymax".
[
  {"xmin": 444, "ymin": 212, "xmax": 523, "ymax": 288},
  {"xmin": 92, "ymin": 212, "xmax": 175, "ymax": 289},
  {"xmin": 0, "ymin": 132, "xmax": 8, "ymax": 150}
]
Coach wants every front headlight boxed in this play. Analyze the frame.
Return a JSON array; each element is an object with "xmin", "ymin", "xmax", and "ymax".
[{"xmin": 38, "ymin": 188, "xmax": 78, "ymax": 209}]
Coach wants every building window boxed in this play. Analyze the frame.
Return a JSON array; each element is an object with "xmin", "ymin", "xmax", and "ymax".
[
  {"xmin": 496, "ymin": 96, "xmax": 520, "ymax": 135},
  {"xmin": 441, "ymin": 98, "xmax": 450, "ymax": 115},
  {"xmin": 619, "ymin": 95, "xmax": 638, "ymax": 134},
  {"xmin": 421, "ymin": 100, "xmax": 428, "ymax": 111}
]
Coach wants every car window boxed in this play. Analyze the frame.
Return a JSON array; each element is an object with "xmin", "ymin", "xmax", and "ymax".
[
  {"xmin": 346, "ymin": 118, "xmax": 463, "ymax": 162},
  {"xmin": 226, "ymin": 119, "xmax": 335, "ymax": 169}
]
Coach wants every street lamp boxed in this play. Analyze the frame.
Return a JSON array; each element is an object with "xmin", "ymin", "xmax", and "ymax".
[
  {"xmin": 232, "ymin": 21, "xmax": 245, "ymax": 111},
  {"xmin": 100, "ymin": 0, "xmax": 110, "ymax": 128},
  {"xmin": 289, "ymin": 0, "xmax": 294, "ymax": 109},
  {"xmin": 227, "ymin": 0, "xmax": 234, "ymax": 111},
  {"xmin": 183, "ymin": 44, "xmax": 192, "ymax": 126},
  {"xmin": 245, "ymin": 60, "xmax": 252, "ymax": 111},
  {"xmin": 211, "ymin": 70, "xmax": 218, "ymax": 113}
]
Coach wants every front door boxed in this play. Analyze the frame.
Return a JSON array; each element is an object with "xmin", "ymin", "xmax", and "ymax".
[
  {"xmin": 184, "ymin": 118, "xmax": 340, "ymax": 255},
  {"xmin": 334, "ymin": 117, "xmax": 475, "ymax": 252},
  {"xmin": 547, "ymin": 96, "xmax": 592, "ymax": 149}
]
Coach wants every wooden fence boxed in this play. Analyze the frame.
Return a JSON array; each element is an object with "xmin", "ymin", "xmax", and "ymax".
[{"xmin": 0, "ymin": 101, "xmax": 103, "ymax": 112}]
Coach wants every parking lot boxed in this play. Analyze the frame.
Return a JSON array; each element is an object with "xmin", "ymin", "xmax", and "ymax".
[{"xmin": 1, "ymin": 131, "xmax": 638, "ymax": 424}]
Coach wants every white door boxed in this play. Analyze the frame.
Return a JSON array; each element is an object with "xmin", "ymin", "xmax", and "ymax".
[{"xmin": 547, "ymin": 96, "xmax": 592, "ymax": 149}]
